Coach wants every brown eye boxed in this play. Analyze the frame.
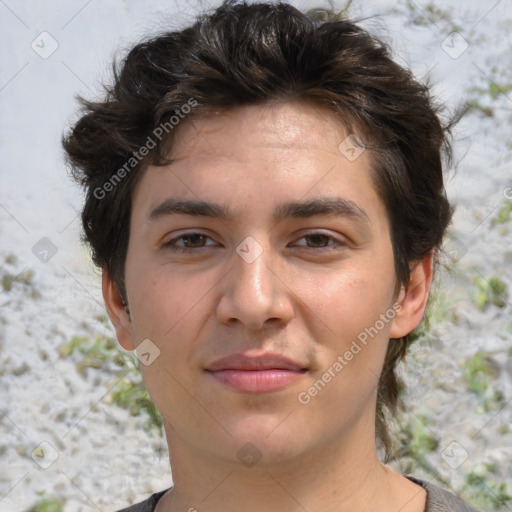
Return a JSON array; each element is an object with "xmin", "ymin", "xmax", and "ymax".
[
  {"xmin": 163, "ymin": 233, "xmax": 217, "ymax": 252},
  {"xmin": 292, "ymin": 232, "xmax": 344, "ymax": 250},
  {"xmin": 180, "ymin": 234, "xmax": 208, "ymax": 248},
  {"xmin": 304, "ymin": 234, "xmax": 331, "ymax": 247}
]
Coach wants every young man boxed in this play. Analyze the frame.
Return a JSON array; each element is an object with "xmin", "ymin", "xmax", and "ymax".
[{"xmin": 63, "ymin": 1, "xmax": 482, "ymax": 511}]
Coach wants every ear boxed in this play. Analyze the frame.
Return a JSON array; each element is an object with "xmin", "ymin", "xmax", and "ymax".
[
  {"xmin": 102, "ymin": 269, "xmax": 136, "ymax": 351},
  {"xmin": 389, "ymin": 252, "xmax": 433, "ymax": 339}
]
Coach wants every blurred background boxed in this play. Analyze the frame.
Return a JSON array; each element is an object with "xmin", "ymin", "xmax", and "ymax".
[{"xmin": 1, "ymin": 0, "xmax": 511, "ymax": 510}]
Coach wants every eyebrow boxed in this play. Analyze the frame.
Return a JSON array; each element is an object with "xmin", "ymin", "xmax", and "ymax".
[{"xmin": 148, "ymin": 197, "xmax": 370, "ymax": 224}]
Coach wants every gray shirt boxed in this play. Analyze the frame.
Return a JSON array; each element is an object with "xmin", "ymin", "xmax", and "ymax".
[
  {"xmin": 408, "ymin": 476, "xmax": 483, "ymax": 512},
  {"xmin": 117, "ymin": 477, "xmax": 484, "ymax": 511}
]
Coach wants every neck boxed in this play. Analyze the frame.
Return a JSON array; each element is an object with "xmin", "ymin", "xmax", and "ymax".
[{"xmin": 156, "ymin": 412, "xmax": 422, "ymax": 512}]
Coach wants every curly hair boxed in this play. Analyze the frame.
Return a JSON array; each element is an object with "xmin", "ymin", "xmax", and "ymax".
[{"xmin": 62, "ymin": 0, "xmax": 456, "ymax": 460}]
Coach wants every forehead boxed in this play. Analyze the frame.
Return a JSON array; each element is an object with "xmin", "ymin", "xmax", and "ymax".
[
  {"xmin": 166, "ymin": 100, "xmax": 355, "ymax": 162},
  {"xmin": 132, "ymin": 100, "xmax": 386, "ymax": 227}
]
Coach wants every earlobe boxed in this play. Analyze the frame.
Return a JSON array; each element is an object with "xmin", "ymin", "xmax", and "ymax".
[
  {"xmin": 389, "ymin": 253, "xmax": 433, "ymax": 339},
  {"xmin": 102, "ymin": 270, "xmax": 136, "ymax": 351}
]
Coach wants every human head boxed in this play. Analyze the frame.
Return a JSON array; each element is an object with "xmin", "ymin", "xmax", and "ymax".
[{"xmin": 62, "ymin": 0, "xmax": 454, "ymax": 459}]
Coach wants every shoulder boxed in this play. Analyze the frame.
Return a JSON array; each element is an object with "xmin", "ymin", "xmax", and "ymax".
[
  {"xmin": 113, "ymin": 488, "xmax": 170, "ymax": 512},
  {"xmin": 407, "ymin": 476, "xmax": 484, "ymax": 512}
]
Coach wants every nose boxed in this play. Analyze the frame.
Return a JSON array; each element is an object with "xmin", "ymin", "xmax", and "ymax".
[{"xmin": 216, "ymin": 238, "xmax": 294, "ymax": 330}]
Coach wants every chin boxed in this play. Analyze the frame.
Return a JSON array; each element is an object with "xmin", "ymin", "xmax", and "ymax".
[{"xmin": 218, "ymin": 414, "xmax": 316, "ymax": 464}]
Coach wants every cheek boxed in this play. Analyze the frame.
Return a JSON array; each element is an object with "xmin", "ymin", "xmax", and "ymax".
[
  {"xmin": 125, "ymin": 262, "xmax": 222, "ymax": 373},
  {"xmin": 125, "ymin": 257, "xmax": 195, "ymax": 342},
  {"xmin": 128, "ymin": 267, "xmax": 211, "ymax": 407},
  {"xmin": 295, "ymin": 259, "xmax": 396, "ymax": 411},
  {"xmin": 296, "ymin": 273, "xmax": 394, "ymax": 424},
  {"xmin": 296, "ymin": 264, "xmax": 395, "ymax": 343}
]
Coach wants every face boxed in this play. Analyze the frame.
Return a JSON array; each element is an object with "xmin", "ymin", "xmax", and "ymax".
[{"xmin": 104, "ymin": 100, "xmax": 430, "ymax": 469}]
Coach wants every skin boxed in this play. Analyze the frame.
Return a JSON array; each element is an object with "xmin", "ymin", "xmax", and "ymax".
[{"xmin": 103, "ymin": 101, "xmax": 433, "ymax": 512}]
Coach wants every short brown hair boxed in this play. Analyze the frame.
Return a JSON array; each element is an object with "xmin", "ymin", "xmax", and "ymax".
[{"xmin": 62, "ymin": 0, "xmax": 457, "ymax": 460}]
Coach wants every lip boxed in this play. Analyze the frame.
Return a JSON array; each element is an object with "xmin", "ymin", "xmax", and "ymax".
[{"xmin": 205, "ymin": 353, "xmax": 307, "ymax": 393}]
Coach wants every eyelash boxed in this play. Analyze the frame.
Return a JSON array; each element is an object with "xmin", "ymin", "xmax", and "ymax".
[{"xmin": 162, "ymin": 231, "xmax": 345, "ymax": 253}]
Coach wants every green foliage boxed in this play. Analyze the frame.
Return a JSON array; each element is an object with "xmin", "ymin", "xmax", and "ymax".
[
  {"xmin": 466, "ymin": 100, "xmax": 494, "ymax": 117},
  {"xmin": 408, "ymin": 285, "xmax": 453, "ymax": 344},
  {"xmin": 26, "ymin": 492, "xmax": 64, "ymax": 512},
  {"xmin": 473, "ymin": 276, "xmax": 508, "ymax": 310},
  {"xmin": 468, "ymin": 79, "xmax": 512, "ymax": 119},
  {"xmin": 396, "ymin": 414, "xmax": 438, "ymax": 461},
  {"xmin": 393, "ymin": 413, "xmax": 449, "ymax": 490},
  {"xmin": 493, "ymin": 200, "xmax": 512, "ymax": 225},
  {"xmin": 110, "ymin": 379, "xmax": 164, "ymax": 433},
  {"xmin": 409, "ymin": 416, "xmax": 438, "ymax": 457},
  {"xmin": 464, "ymin": 351, "xmax": 492, "ymax": 394},
  {"xmin": 404, "ymin": 1, "xmax": 459, "ymax": 29},
  {"xmin": 60, "ymin": 335, "xmax": 131, "ymax": 374},
  {"xmin": 60, "ymin": 334, "xmax": 163, "ymax": 435},
  {"xmin": 5, "ymin": 253, "xmax": 17, "ymax": 265},
  {"xmin": 463, "ymin": 351, "xmax": 502, "ymax": 412},
  {"xmin": 472, "ymin": 82, "xmax": 512, "ymax": 101},
  {"xmin": 1, "ymin": 268, "xmax": 35, "ymax": 293},
  {"xmin": 462, "ymin": 471, "xmax": 512, "ymax": 510}
]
